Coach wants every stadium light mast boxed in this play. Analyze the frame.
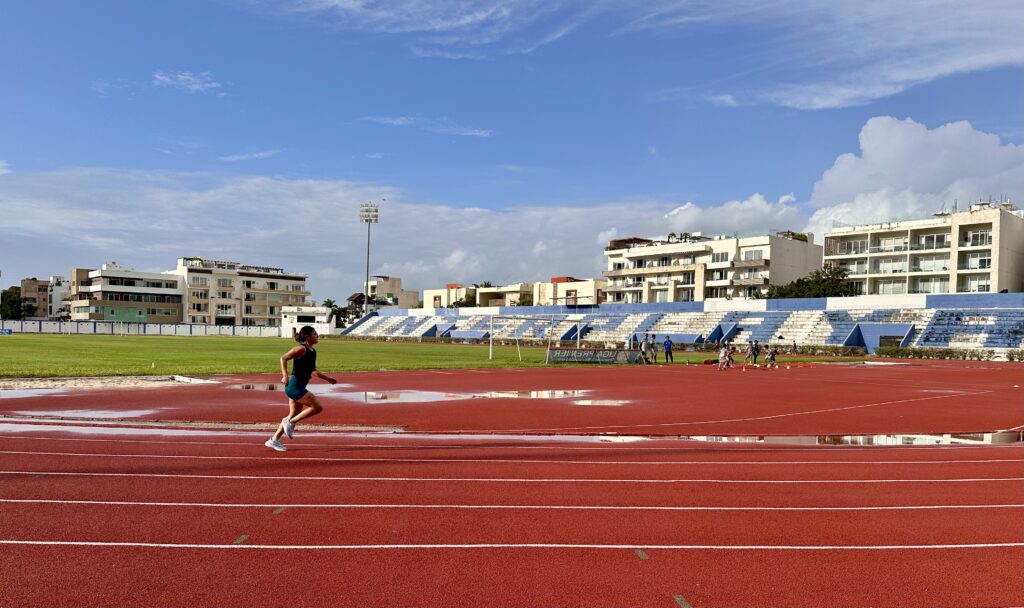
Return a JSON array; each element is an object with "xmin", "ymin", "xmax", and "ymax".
[{"xmin": 359, "ymin": 201, "xmax": 379, "ymax": 317}]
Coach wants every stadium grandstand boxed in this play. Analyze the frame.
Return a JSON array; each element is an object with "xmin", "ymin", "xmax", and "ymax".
[{"xmin": 341, "ymin": 293, "xmax": 1024, "ymax": 355}]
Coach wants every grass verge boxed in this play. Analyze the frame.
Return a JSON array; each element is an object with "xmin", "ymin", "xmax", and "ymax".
[{"xmin": 0, "ymin": 334, "xmax": 862, "ymax": 378}]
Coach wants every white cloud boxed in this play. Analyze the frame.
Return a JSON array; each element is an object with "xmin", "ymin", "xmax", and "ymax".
[
  {"xmin": 4, "ymin": 118, "xmax": 1020, "ymax": 303},
  {"xmin": 91, "ymin": 79, "xmax": 131, "ymax": 98},
  {"xmin": 0, "ymin": 168, "xmax": 662, "ymax": 301},
  {"xmin": 218, "ymin": 150, "xmax": 282, "ymax": 162},
  {"xmin": 639, "ymin": 1, "xmax": 1024, "ymax": 108},
  {"xmin": 363, "ymin": 116, "xmax": 493, "ymax": 137},
  {"xmin": 664, "ymin": 193, "xmax": 805, "ymax": 236},
  {"xmin": 0, "ymin": 161, "xmax": 10, "ymax": 175},
  {"xmin": 803, "ymin": 117, "xmax": 1024, "ymax": 239},
  {"xmin": 152, "ymin": 71, "xmax": 224, "ymax": 95}
]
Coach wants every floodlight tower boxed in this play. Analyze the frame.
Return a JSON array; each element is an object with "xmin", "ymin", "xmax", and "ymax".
[{"xmin": 359, "ymin": 201, "xmax": 379, "ymax": 317}]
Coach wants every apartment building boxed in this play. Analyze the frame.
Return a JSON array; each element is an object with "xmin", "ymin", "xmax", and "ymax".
[
  {"xmin": 533, "ymin": 277, "xmax": 606, "ymax": 306},
  {"xmin": 46, "ymin": 275, "xmax": 70, "ymax": 319},
  {"xmin": 364, "ymin": 275, "xmax": 419, "ymax": 308},
  {"xmin": 603, "ymin": 231, "xmax": 823, "ymax": 303},
  {"xmin": 171, "ymin": 257, "xmax": 310, "ymax": 327},
  {"xmin": 19, "ymin": 277, "xmax": 49, "ymax": 319},
  {"xmin": 424, "ymin": 284, "xmax": 476, "ymax": 308},
  {"xmin": 69, "ymin": 263, "xmax": 183, "ymax": 323},
  {"xmin": 477, "ymin": 283, "xmax": 533, "ymax": 307},
  {"xmin": 823, "ymin": 202, "xmax": 1024, "ymax": 295}
]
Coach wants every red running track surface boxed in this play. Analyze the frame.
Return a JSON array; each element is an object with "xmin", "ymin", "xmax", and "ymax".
[{"xmin": 1, "ymin": 360, "xmax": 1023, "ymax": 606}]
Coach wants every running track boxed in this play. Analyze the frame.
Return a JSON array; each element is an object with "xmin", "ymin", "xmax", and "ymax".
[{"xmin": 1, "ymin": 361, "xmax": 1022, "ymax": 606}]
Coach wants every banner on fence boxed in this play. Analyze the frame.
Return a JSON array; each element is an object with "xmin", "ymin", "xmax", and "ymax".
[{"xmin": 548, "ymin": 347, "xmax": 644, "ymax": 364}]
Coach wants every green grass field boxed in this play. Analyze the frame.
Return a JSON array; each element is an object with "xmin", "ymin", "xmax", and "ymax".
[{"xmin": 0, "ymin": 334, "xmax": 859, "ymax": 378}]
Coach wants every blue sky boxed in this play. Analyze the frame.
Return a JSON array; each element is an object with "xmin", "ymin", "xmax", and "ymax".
[{"xmin": 1, "ymin": 0, "xmax": 1023, "ymax": 302}]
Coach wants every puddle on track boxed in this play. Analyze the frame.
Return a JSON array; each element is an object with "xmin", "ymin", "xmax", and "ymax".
[
  {"xmin": 226, "ymin": 385, "xmax": 606, "ymax": 404},
  {"xmin": 674, "ymin": 431, "xmax": 1024, "ymax": 446},
  {"xmin": 0, "ymin": 388, "xmax": 70, "ymax": 399},
  {"xmin": 9, "ymin": 409, "xmax": 162, "ymax": 419}
]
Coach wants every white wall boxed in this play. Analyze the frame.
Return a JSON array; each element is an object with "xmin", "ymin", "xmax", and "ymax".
[{"xmin": 825, "ymin": 294, "xmax": 926, "ymax": 310}]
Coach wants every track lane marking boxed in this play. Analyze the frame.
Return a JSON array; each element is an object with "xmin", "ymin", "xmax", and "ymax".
[
  {"xmin": 2, "ymin": 540, "xmax": 1022, "ymax": 550},
  {"xmin": 2, "ymin": 498, "xmax": 1021, "ymax": 511},
  {"xmin": 4, "ymin": 471, "xmax": 1023, "ymax": 484},
  {"xmin": 2, "ymin": 434, "xmax": 1019, "ymax": 454},
  {"xmin": 2, "ymin": 450, "xmax": 1020, "ymax": 466}
]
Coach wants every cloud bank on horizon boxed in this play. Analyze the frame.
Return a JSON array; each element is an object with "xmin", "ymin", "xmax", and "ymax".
[{"xmin": 1, "ymin": 117, "xmax": 1021, "ymax": 301}]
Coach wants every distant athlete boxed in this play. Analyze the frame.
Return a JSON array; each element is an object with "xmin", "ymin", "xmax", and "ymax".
[{"xmin": 265, "ymin": 326, "xmax": 337, "ymax": 452}]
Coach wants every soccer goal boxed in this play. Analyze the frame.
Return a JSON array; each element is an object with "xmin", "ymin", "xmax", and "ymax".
[{"xmin": 486, "ymin": 314, "xmax": 577, "ymax": 362}]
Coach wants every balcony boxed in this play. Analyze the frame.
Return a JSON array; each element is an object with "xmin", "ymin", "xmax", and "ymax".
[
  {"xmin": 908, "ymin": 266, "xmax": 949, "ymax": 273},
  {"xmin": 732, "ymin": 277, "xmax": 768, "ymax": 287},
  {"xmin": 957, "ymin": 287, "xmax": 990, "ymax": 293},
  {"xmin": 869, "ymin": 245, "xmax": 909, "ymax": 254},
  {"xmin": 733, "ymin": 258, "xmax": 769, "ymax": 268},
  {"xmin": 909, "ymin": 243, "xmax": 950, "ymax": 251},
  {"xmin": 870, "ymin": 267, "xmax": 907, "ymax": 275},
  {"xmin": 957, "ymin": 263, "xmax": 991, "ymax": 271},
  {"xmin": 827, "ymin": 248, "xmax": 869, "ymax": 257}
]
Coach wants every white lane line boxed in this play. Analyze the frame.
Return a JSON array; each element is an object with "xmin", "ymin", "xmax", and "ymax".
[
  {"xmin": 493, "ymin": 390, "xmax": 995, "ymax": 433},
  {"xmin": 5, "ymin": 471, "xmax": 1023, "ymax": 484},
  {"xmin": 1, "ymin": 434, "xmax": 1019, "ymax": 453},
  {"xmin": 2, "ymin": 450, "xmax": 1020, "ymax": 466},
  {"xmin": 2, "ymin": 498, "xmax": 1022, "ymax": 511},
  {"xmin": 2, "ymin": 540, "xmax": 1022, "ymax": 550}
]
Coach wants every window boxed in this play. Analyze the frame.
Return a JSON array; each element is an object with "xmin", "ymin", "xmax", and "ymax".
[
  {"xmin": 217, "ymin": 279, "xmax": 233, "ymax": 288},
  {"xmin": 433, "ymin": 296, "xmax": 442, "ymax": 307},
  {"xmin": 218, "ymin": 291, "xmax": 232, "ymax": 299},
  {"xmin": 742, "ymin": 250, "xmax": 763, "ymax": 261},
  {"xmin": 917, "ymin": 234, "xmax": 950, "ymax": 250},
  {"xmin": 659, "ymin": 257, "xmax": 670, "ymax": 267},
  {"xmin": 711, "ymin": 252, "xmax": 729, "ymax": 263},
  {"xmin": 190, "ymin": 277, "xmax": 208, "ymax": 286},
  {"xmin": 267, "ymin": 282, "xmax": 278, "ymax": 290},
  {"xmin": 190, "ymin": 290, "xmax": 208, "ymax": 299},
  {"xmin": 963, "ymin": 229, "xmax": 992, "ymax": 247},
  {"xmin": 243, "ymin": 280, "xmax": 255, "ymax": 289}
]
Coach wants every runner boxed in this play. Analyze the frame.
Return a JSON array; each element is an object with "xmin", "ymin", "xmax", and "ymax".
[{"xmin": 265, "ymin": 325, "xmax": 337, "ymax": 452}]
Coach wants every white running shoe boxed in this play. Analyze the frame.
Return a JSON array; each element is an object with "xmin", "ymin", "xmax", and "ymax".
[
  {"xmin": 265, "ymin": 438, "xmax": 287, "ymax": 452},
  {"xmin": 282, "ymin": 416, "xmax": 296, "ymax": 439}
]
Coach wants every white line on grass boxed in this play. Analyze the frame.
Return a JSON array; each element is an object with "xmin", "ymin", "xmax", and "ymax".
[
  {"xmin": 1, "ymin": 450, "xmax": 1022, "ymax": 466},
  {"xmin": 1, "ymin": 540, "xmax": 1022, "ymax": 550},
  {"xmin": 4, "ymin": 471, "xmax": 1023, "ymax": 484},
  {"xmin": 2, "ymin": 498, "xmax": 1021, "ymax": 511}
]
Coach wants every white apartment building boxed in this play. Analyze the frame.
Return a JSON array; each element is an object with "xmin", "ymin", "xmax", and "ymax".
[
  {"xmin": 823, "ymin": 202, "xmax": 1024, "ymax": 295},
  {"xmin": 69, "ymin": 263, "xmax": 184, "ymax": 323},
  {"xmin": 171, "ymin": 257, "xmax": 310, "ymax": 327},
  {"xmin": 47, "ymin": 275, "xmax": 70, "ymax": 319},
  {"xmin": 477, "ymin": 283, "xmax": 533, "ymax": 307},
  {"xmin": 423, "ymin": 284, "xmax": 476, "ymax": 308},
  {"xmin": 603, "ymin": 231, "xmax": 823, "ymax": 303}
]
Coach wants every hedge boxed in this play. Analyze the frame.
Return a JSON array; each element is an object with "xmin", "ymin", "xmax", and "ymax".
[{"xmin": 874, "ymin": 346, "xmax": 999, "ymax": 360}]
